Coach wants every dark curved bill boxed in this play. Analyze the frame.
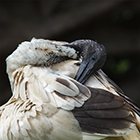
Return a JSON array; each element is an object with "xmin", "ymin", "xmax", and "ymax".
[
  {"xmin": 75, "ymin": 51, "xmax": 106, "ymax": 84},
  {"xmin": 75, "ymin": 57, "xmax": 98, "ymax": 84}
]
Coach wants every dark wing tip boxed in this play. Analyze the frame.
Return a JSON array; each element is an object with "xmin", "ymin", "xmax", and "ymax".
[{"xmin": 73, "ymin": 87, "xmax": 135, "ymax": 135}]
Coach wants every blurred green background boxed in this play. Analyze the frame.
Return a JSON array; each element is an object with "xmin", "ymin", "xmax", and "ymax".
[{"xmin": 0, "ymin": 0, "xmax": 140, "ymax": 105}]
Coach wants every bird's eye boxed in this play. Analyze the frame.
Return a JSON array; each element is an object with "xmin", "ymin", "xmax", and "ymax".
[
  {"xmin": 91, "ymin": 53, "xmax": 97, "ymax": 60},
  {"xmin": 92, "ymin": 56, "xmax": 95, "ymax": 60}
]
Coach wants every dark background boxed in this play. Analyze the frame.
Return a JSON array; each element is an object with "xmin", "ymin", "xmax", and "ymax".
[{"xmin": 0, "ymin": 0, "xmax": 140, "ymax": 106}]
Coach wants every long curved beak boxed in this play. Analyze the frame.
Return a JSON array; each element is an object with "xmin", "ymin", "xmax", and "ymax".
[
  {"xmin": 75, "ymin": 53, "xmax": 101, "ymax": 84},
  {"xmin": 75, "ymin": 46, "xmax": 106, "ymax": 84}
]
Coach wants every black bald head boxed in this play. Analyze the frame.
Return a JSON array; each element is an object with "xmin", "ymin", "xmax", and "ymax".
[{"xmin": 67, "ymin": 39, "xmax": 107, "ymax": 84}]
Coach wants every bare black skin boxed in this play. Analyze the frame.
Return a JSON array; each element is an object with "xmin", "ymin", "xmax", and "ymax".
[{"xmin": 67, "ymin": 40, "xmax": 107, "ymax": 84}]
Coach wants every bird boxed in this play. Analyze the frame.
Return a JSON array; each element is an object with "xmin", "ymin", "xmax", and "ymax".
[{"xmin": 0, "ymin": 38, "xmax": 139, "ymax": 140}]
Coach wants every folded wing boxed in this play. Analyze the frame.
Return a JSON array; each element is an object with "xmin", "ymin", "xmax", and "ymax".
[{"xmin": 73, "ymin": 87, "xmax": 135, "ymax": 136}]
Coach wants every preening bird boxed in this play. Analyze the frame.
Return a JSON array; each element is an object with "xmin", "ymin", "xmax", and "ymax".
[{"xmin": 0, "ymin": 38, "xmax": 140, "ymax": 140}]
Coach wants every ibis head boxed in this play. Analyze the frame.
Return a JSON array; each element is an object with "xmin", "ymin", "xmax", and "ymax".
[{"xmin": 66, "ymin": 40, "xmax": 106, "ymax": 84}]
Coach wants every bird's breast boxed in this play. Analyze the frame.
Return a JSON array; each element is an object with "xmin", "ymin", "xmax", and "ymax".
[{"xmin": 50, "ymin": 60, "xmax": 80, "ymax": 78}]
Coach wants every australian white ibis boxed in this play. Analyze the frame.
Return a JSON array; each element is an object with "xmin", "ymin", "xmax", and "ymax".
[{"xmin": 0, "ymin": 38, "xmax": 139, "ymax": 140}]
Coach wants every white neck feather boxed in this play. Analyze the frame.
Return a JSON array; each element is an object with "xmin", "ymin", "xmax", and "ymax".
[{"xmin": 6, "ymin": 38, "xmax": 78, "ymax": 79}]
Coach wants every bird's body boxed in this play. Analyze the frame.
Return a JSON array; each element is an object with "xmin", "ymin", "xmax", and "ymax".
[{"xmin": 0, "ymin": 38, "xmax": 139, "ymax": 140}]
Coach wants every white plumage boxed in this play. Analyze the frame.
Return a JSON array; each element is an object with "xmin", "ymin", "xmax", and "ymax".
[{"xmin": 0, "ymin": 38, "xmax": 139, "ymax": 140}]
